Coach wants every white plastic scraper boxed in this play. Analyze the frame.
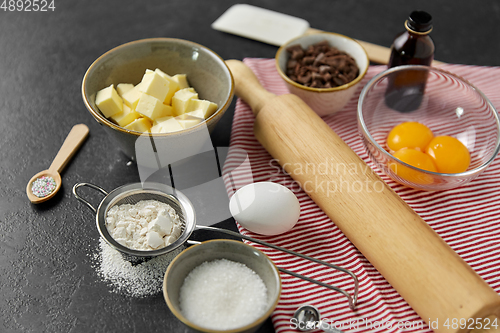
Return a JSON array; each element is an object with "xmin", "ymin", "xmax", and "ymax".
[{"xmin": 212, "ymin": 4, "xmax": 310, "ymax": 47}]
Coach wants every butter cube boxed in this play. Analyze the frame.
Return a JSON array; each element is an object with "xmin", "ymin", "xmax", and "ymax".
[
  {"xmin": 177, "ymin": 117, "xmax": 203, "ymax": 129},
  {"xmin": 124, "ymin": 117, "xmax": 151, "ymax": 132},
  {"xmin": 138, "ymin": 71, "xmax": 171, "ymax": 103},
  {"xmin": 150, "ymin": 117, "xmax": 183, "ymax": 133},
  {"xmin": 95, "ymin": 84, "xmax": 123, "ymax": 118},
  {"xmin": 122, "ymin": 85, "xmax": 143, "ymax": 109},
  {"xmin": 153, "ymin": 116, "xmax": 173, "ymax": 125},
  {"xmin": 110, "ymin": 104, "xmax": 141, "ymax": 127},
  {"xmin": 150, "ymin": 123, "xmax": 163, "ymax": 133},
  {"xmin": 172, "ymin": 88, "xmax": 198, "ymax": 116},
  {"xmin": 116, "ymin": 83, "xmax": 134, "ymax": 96},
  {"xmin": 136, "ymin": 94, "xmax": 171, "ymax": 120},
  {"xmin": 184, "ymin": 109, "xmax": 207, "ymax": 119},
  {"xmin": 161, "ymin": 104, "xmax": 174, "ymax": 117},
  {"xmin": 172, "ymin": 74, "xmax": 190, "ymax": 89},
  {"xmin": 155, "ymin": 69, "xmax": 180, "ymax": 104},
  {"xmin": 186, "ymin": 99, "xmax": 218, "ymax": 118}
]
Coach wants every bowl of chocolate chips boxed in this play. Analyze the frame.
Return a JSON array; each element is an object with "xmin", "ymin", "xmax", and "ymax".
[{"xmin": 276, "ymin": 32, "xmax": 369, "ymax": 116}]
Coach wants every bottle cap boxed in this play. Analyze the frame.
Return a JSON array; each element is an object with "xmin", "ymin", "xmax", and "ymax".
[{"xmin": 406, "ymin": 11, "xmax": 433, "ymax": 34}]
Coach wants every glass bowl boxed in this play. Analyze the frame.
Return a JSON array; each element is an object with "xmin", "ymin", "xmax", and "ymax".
[{"xmin": 358, "ymin": 65, "xmax": 500, "ymax": 191}]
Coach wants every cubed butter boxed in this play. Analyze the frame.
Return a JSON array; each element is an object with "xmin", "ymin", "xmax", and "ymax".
[
  {"xmin": 177, "ymin": 117, "xmax": 203, "ymax": 129},
  {"xmin": 186, "ymin": 99, "xmax": 218, "ymax": 118},
  {"xmin": 110, "ymin": 104, "xmax": 141, "ymax": 127},
  {"xmin": 161, "ymin": 104, "xmax": 174, "ymax": 117},
  {"xmin": 172, "ymin": 88, "xmax": 198, "ymax": 116},
  {"xmin": 172, "ymin": 74, "xmax": 190, "ymax": 89},
  {"xmin": 184, "ymin": 108, "xmax": 207, "ymax": 119},
  {"xmin": 150, "ymin": 117, "xmax": 184, "ymax": 133},
  {"xmin": 154, "ymin": 69, "xmax": 180, "ymax": 104},
  {"xmin": 138, "ymin": 71, "xmax": 171, "ymax": 103},
  {"xmin": 95, "ymin": 84, "xmax": 123, "ymax": 118},
  {"xmin": 124, "ymin": 117, "xmax": 152, "ymax": 132},
  {"xmin": 136, "ymin": 94, "xmax": 171, "ymax": 120},
  {"xmin": 116, "ymin": 83, "xmax": 134, "ymax": 96},
  {"xmin": 153, "ymin": 115, "xmax": 173, "ymax": 125},
  {"xmin": 121, "ymin": 85, "xmax": 143, "ymax": 109}
]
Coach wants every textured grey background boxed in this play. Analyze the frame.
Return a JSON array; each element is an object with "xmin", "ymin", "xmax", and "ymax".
[{"xmin": 1, "ymin": 0, "xmax": 499, "ymax": 332}]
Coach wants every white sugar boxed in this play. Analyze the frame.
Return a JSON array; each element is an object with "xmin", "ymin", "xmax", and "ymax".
[
  {"xmin": 92, "ymin": 237, "xmax": 185, "ymax": 298},
  {"xmin": 179, "ymin": 259, "xmax": 268, "ymax": 330},
  {"xmin": 105, "ymin": 199, "xmax": 182, "ymax": 251}
]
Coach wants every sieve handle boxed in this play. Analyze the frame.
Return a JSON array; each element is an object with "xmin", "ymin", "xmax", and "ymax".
[{"xmin": 72, "ymin": 182, "xmax": 109, "ymax": 213}]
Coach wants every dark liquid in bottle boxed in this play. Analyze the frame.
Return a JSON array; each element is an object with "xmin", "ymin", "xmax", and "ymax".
[{"xmin": 385, "ymin": 11, "xmax": 434, "ymax": 113}]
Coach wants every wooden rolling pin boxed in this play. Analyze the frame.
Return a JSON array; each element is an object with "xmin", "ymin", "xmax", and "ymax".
[{"xmin": 225, "ymin": 60, "xmax": 500, "ymax": 333}]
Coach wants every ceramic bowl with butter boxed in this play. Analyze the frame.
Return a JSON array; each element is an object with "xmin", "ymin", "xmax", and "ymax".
[
  {"xmin": 275, "ymin": 32, "xmax": 369, "ymax": 117},
  {"xmin": 82, "ymin": 38, "xmax": 234, "ymax": 160},
  {"xmin": 163, "ymin": 239, "xmax": 281, "ymax": 333},
  {"xmin": 358, "ymin": 65, "xmax": 500, "ymax": 191}
]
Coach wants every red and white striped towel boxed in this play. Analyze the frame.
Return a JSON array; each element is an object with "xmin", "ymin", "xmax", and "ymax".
[{"xmin": 224, "ymin": 58, "xmax": 500, "ymax": 333}]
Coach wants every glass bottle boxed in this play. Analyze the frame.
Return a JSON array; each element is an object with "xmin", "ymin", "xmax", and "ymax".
[{"xmin": 385, "ymin": 11, "xmax": 435, "ymax": 112}]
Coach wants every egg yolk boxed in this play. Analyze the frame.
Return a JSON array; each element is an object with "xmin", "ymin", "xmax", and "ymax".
[
  {"xmin": 426, "ymin": 136, "xmax": 470, "ymax": 173},
  {"xmin": 386, "ymin": 121, "xmax": 434, "ymax": 152},
  {"xmin": 390, "ymin": 148, "xmax": 437, "ymax": 184}
]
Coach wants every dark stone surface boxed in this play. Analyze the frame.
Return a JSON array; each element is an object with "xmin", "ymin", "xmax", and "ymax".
[{"xmin": 1, "ymin": 1, "xmax": 499, "ymax": 332}]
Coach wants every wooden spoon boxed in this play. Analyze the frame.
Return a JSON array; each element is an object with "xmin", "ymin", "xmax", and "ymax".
[{"xmin": 26, "ymin": 124, "xmax": 89, "ymax": 204}]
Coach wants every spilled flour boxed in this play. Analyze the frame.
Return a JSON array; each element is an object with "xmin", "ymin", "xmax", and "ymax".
[{"xmin": 91, "ymin": 238, "xmax": 185, "ymax": 297}]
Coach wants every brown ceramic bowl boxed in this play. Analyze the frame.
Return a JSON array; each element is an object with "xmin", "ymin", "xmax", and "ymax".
[
  {"xmin": 163, "ymin": 240, "xmax": 281, "ymax": 333},
  {"xmin": 82, "ymin": 38, "xmax": 234, "ymax": 160}
]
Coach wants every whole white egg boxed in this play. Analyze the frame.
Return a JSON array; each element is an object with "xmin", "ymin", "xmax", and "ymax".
[{"xmin": 229, "ymin": 182, "xmax": 300, "ymax": 236}]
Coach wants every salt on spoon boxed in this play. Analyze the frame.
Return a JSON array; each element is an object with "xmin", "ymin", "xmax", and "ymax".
[{"xmin": 26, "ymin": 124, "xmax": 89, "ymax": 204}]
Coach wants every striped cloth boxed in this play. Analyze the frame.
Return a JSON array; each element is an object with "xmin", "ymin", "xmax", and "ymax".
[{"xmin": 224, "ymin": 58, "xmax": 500, "ymax": 333}]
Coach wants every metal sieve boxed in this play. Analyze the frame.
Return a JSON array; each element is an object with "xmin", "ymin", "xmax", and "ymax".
[
  {"xmin": 73, "ymin": 182, "xmax": 196, "ymax": 263},
  {"xmin": 73, "ymin": 181, "xmax": 359, "ymax": 310}
]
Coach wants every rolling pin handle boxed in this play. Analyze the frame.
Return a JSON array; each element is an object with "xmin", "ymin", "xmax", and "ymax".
[{"xmin": 225, "ymin": 59, "xmax": 276, "ymax": 116}]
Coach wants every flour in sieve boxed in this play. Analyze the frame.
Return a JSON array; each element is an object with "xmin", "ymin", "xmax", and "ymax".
[
  {"xmin": 91, "ymin": 238, "xmax": 185, "ymax": 298},
  {"xmin": 106, "ymin": 199, "xmax": 182, "ymax": 251}
]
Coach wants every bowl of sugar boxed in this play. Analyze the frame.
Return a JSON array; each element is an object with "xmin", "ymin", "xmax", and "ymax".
[{"xmin": 163, "ymin": 239, "xmax": 281, "ymax": 333}]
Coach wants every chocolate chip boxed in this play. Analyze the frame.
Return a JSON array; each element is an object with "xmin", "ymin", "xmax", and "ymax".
[
  {"xmin": 297, "ymin": 72, "xmax": 312, "ymax": 84},
  {"xmin": 291, "ymin": 49, "xmax": 304, "ymax": 60},
  {"xmin": 313, "ymin": 53, "xmax": 325, "ymax": 66},
  {"xmin": 302, "ymin": 56, "xmax": 315, "ymax": 65},
  {"xmin": 287, "ymin": 59, "xmax": 297, "ymax": 69},
  {"xmin": 319, "ymin": 65, "xmax": 331, "ymax": 74},
  {"xmin": 312, "ymin": 72, "xmax": 323, "ymax": 80},
  {"xmin": 310, "ymin": 79, "xmax": 323, "ymax": 88},
  {"xmin": 333, "ymin": 76, "xmax": 345, "ymax": 86},
  {"xmin": 304, "ymin": 65, "xmax": 319, "ymax": 73}
]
